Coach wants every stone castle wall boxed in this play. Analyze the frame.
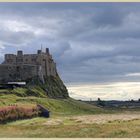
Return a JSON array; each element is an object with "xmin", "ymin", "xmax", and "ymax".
[
  {"xmin": 0, "ymin": 64, "xmax": 39, "ymax": 82},
  {"xmin": 0, "ymin": 48, "xmax": 57, "ymax": 83}
]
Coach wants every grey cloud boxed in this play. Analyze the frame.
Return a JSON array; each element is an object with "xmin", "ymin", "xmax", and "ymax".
[
  {"xmin": 92, "ymin": 6, "xmax": 125, "ymax": 27},
  {"xmin": 0, "ymin": 30, "xmax": 35, "ymax": 45}
]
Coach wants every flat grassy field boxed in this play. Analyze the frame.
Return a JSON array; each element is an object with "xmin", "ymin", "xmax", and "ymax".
[{"xmin": 0, "ymin": 116, "xmax": 139, "ymax": 137}]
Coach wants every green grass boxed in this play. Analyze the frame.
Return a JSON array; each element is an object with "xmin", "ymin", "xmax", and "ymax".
[
  {"xmin": 12, "ymin": 87, "xmax": 47, "ymax": 97},
  {"xmin": 0, "ymin": 118, "xmax": 139, "ymax": 137},
  {"xmin": 0, "ymin": 87, "xmax": 117, "ymax": 116},
  {"xmin": 0, "ymin": 88, "xmax": 138, "ymax": 116},
  {"xmin": 0, "ymin": 93, "xmax": 113, "ymax": 116}
]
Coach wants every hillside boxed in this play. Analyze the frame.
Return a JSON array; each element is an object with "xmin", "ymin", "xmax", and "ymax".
[
  {"xmin": 1, "ymin": 85, "xmax": 139, "ymax": 116},
  {"xmin": 0, "ymin": 92, "xmax": 111, "ymax": 116},
  {"xmin": 0, "ymin": 87, "xmax": 140, "ymax": 138},
  {"xmin": 18, "ymin": 75, "xmax": 69, "ymax": 99}
]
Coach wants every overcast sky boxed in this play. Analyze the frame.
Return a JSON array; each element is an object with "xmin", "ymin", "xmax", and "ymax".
[{"xmin": 0, "ymin": 3, "xmax": 140, "ymax": 100}]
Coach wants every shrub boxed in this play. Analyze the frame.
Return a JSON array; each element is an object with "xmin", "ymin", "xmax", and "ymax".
[{"xmin": 0, "ymin": 105, "xmax": 39, "ymax": 123}]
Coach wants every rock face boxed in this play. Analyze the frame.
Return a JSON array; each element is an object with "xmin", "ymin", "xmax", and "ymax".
[
  {"xmin": 27, "ymin": 75, "xmax": 69, "ymax": 98},
  {"xmin": 44, "ymin": 75, "xmax": 69, "ymax": 98},
  {"xmin": 0, "ymin": 48, "xmax": 69, "ymax": 98}
]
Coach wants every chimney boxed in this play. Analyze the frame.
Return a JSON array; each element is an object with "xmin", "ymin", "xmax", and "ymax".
[
  {"xmin": 17, "ymin": 50, "xmax": 23, "ymax": 55},
  {"xmin": 46, "ymin": 48, "xmax": 49, "ymax": 54},
  {"xmin": 37, "ymin": 50, "xmax": 42, "ymax": 54}
]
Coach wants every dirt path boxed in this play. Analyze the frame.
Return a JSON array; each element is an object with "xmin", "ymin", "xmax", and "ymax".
[{"xmin": 44, "ymin": 112, "xmax": 140, "ymax": 125}]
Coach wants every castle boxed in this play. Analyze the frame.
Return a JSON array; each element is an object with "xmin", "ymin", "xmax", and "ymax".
[{"xmin": 0, "ymin": 48, "xmax": 57, "ymax": 83}]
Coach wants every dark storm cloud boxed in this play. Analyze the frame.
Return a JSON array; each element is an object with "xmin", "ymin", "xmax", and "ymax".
[
  {"xmin": 92, "ymin": 6, "xmax": 125, "ymax": 27},
  {"xmin": 0, "ymin": 3, "xmax": 140, "ymax": 84}
]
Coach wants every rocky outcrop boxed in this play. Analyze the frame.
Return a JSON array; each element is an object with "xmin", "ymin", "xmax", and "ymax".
[
  {"xmin": 26, "ymin": 74, "xmax": 69, "ymax": 99},
  {"xmin": 43, "ymin": 75, "xmax": 69, "ymax": 98}
]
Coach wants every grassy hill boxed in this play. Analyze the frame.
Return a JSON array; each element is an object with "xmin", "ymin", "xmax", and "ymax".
[
  {"xmin": 26, "ymin": 75, "xmax": 69, "ymax": 98},
  {"xmin": 0, "ymin": 86, "xmax": 138, "ymax": 116},
  {"xmin": 0, "ymin": 91, "xmax": 112, "ymax": 116}
]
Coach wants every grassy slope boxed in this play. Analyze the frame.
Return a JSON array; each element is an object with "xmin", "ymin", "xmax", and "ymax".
[
  {"xmin": 0, "ymin": 87, "xmax": 139, "ymax": 116},
  {"xmin": 0, "ymin": 94, "xmax": 113, "ymax": 116}
]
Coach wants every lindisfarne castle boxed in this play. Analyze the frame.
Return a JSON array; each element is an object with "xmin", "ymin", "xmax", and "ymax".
[{"xmin": 0, "ymin": 48, "xmax": 57, "ymax": 83}]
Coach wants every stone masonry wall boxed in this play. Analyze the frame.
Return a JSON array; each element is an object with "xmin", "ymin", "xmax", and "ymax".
[{"xmin": 0, "ymin": 64, "xmax": 39, "ymax": 83}]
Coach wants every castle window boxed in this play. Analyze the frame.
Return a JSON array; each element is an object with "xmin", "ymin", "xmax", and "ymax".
[
  {"xmin": 32, "ymin": 58, "xmax": 36, "ymax": 62},
  {"xmin": 16, "ymin": 66, "xmax": 20, "ymax": 72},
  {"xmin": 8, "ymin": 66, "xmax": 12, "ymax": 70},
  {"xmin": 18, "ymin": 59, "xmax": 23, "ymax": 62},
  {"xmin": 7, "ymin": 59, "xmax": 13, "ymax": 63}
]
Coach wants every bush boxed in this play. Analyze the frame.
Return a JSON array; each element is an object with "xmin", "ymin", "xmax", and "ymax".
[
  {"xmin": 97, "ymin": 98, "xmax": 105, "ymax": 107},
  {"xmin": 0, "ymin": 105, "xmax": 39, "ymax": 123}
]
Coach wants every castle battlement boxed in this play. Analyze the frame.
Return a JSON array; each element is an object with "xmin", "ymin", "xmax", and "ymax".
[{"xmin": 0, "ymin": 48, "xmax": 57, "ymax": 83}]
